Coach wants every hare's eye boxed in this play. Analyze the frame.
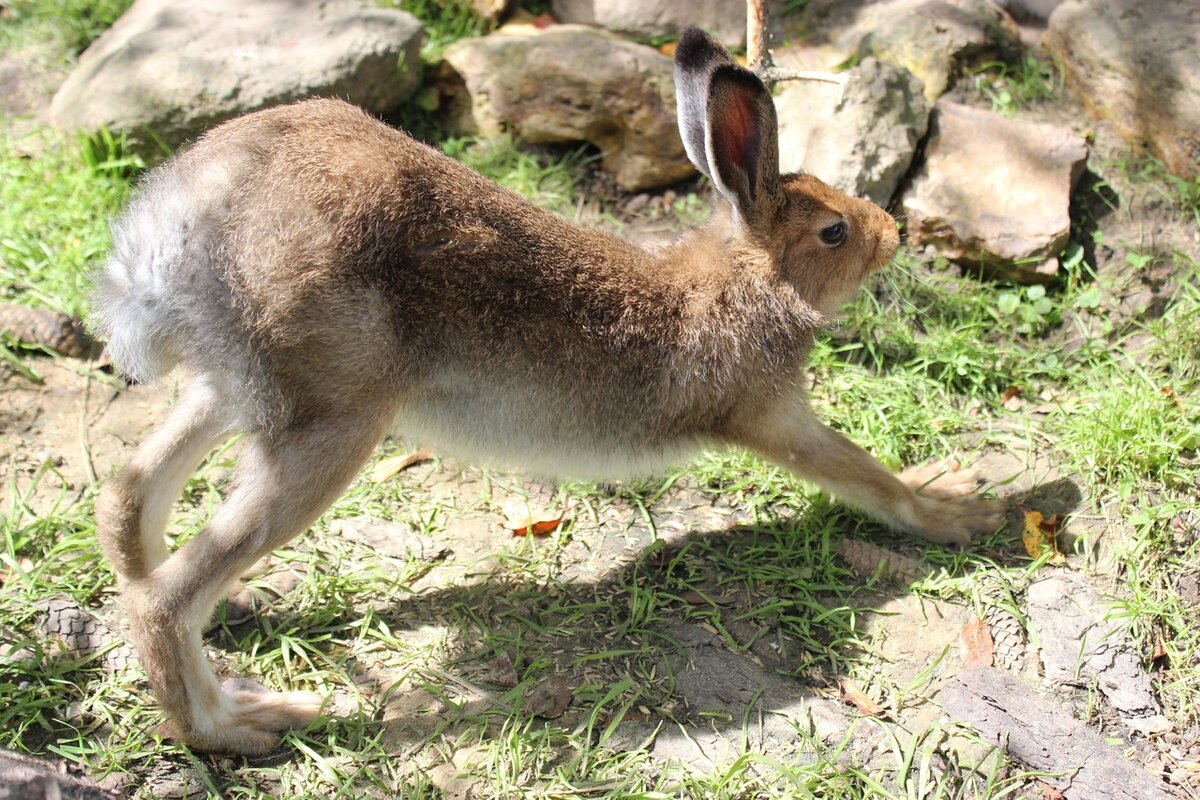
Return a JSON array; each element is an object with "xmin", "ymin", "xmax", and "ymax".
[{"xmin": 819, "ymin": 221, "xmax": 848, "ymax": 247}]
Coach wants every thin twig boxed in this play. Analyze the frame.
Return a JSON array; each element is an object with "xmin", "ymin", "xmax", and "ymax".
[
  {"xmin": 77, "ymin": 366, "xmax": 99, "ymax": 486},
  {"xmin": 746, "ymin": 0, "xmax": 848, "ymax": 95},
  {"xmin": 758, "ymin": 66, "xmax": 849, "ymax": 89}
]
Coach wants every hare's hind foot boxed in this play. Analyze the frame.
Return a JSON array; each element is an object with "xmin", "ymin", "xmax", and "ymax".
[
  {"xmin": 159, "ymin": 681, "xmax": 324, "ymax": 754},
  {"xmin": 900, "ymin": 459, "xmax": 1006, "ymax": 546}
]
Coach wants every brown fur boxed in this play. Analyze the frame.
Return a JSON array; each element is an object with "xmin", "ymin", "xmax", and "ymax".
[{"xmin": 92, "ymin": 30, "xmax": 1003, "ymax": 754}]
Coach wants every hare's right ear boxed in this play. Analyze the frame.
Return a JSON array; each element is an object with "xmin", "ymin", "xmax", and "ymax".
[{"xmin": 674, "ymin": 27, "xmax": 782, "ymax": 229}]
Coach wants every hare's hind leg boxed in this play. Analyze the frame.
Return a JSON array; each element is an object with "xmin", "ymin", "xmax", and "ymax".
[
  {"xmin": 122, "ymin": 400, "xmax": 395, "ymax": 754},
  {"xmin": 96, "ymin": 376, "xmax": 239, "ymax": 582}
]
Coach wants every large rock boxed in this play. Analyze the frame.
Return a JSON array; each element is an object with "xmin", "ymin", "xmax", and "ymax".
[
  {"xmin": 776, "ymin": 58, "xmax": 929, "ymax": 206},
  {"xmin": 438, "ymin": 25, "xmax": 694, "ymax": 192},
  {"xmin": 49, "ymin": 0, "xmax": 423, "ymax": 158},
  {"xmin": 0, "ymin": 748, "xmax": 120, "ymax": 799},
  {"xmin": 902, "ymin": 101, "xmax": 1087, "ymax": 283},
  {"xmin": 840, "ymin": 0, "xmax": 1020, "ymax": 102},
  {"xmin": 1044, "ymin": 0, "xmax": 1200, "ymax": 178},
  {"xmin": 552, "ymin": 0, "xmax": 745, "ymax": 48}
]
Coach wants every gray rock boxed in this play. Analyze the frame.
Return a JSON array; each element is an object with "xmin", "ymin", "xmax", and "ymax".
[
  {"xmin": 49, "ymin": 0, "xmax": 423, "ymax": 158},
  {"xmin": 776, "ymin": 58, "xmax": 929, "ymax": 206},
  {"xmin": 901, "ymin": 101, "xmax": 1087, "ymax": 282},
  {"xmin": 0, "ymin": 749, "xmax": 120, "ymax": 800},
  {"xmin": 840, "ymin": 0, "xmax": 1020, "ymax": 102},
  {"xmin": 1044, "ymin": 0, "xmax": 1200, "ymax": 178},
  {"xmin": 552, "ymin": 0, "xmax": 745, "ymax": 48},
  {"xmin": 1026, "ymin": 572, "xmax": 1165, "ymax": 723},
  {"xmin": 996, "ymin": 0, "xmax": 1063, "ymax": 23},
  {"xmin": 438, "ymin": 25, "xmax": 694, "ymax": 191}
]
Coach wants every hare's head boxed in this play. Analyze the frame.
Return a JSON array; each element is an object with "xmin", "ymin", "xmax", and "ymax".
[{"xmin": 674, "ymin": 28, "xmax": 899, "ymax": 314}]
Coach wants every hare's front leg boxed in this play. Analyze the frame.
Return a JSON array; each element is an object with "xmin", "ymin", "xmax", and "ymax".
[
  {"xmin": 116, "ymin": 402, "xmax": 395, "ymax": 754},
  {"xmin": 729, "ymin": 397, "xmax": 1004, "ymax": 545}
]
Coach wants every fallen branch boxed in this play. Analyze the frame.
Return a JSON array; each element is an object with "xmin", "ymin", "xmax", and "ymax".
[{"xmin": 942, "ymin": 667, "xmax": 1173, "ymax": 800}]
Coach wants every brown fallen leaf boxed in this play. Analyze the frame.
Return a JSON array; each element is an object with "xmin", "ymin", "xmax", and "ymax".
[
  {"xmin": 1150, "ymin": 635, "xmax": 1168, "ymax": 664},
  {"xmin": 1162, "ymin": 385, "xmax": 1186, "ymax": 414},
  {"xmin": 838, "ymin": 677, "xmax": 889, "ymax": 719},
  {"xmin": 1036, "ymin": 780, "xmax": 1065, "ymax": 800},
  {"xmin": 501, "ymin": 498, "xmax": 564, "ymax": 537},
  {"xmin": 369, "ymin": 449, "xmax": 433, "ymax": 483},
  {"xmin": 658, "ymin": 41, "xmax": 678, "ymax": 57},
  {"xmin": 1021, "ymin": 508, "xmax": 1067, "ymax": 566},
  {"xmin": 525, "ymin": 676, "xmax": 572, "ymax": 718},
  {"xmin": 1001, "ymin": 385, "xmax": 1024, "ymax": 411},
  {"xmin": 960, "ymin": 617, "xmax": 995, "ymax": 668}
]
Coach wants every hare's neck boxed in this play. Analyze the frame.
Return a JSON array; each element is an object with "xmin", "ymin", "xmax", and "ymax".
[{"xmin": 644, "ymin": 223, "xmax": 824, "ymax": 395}]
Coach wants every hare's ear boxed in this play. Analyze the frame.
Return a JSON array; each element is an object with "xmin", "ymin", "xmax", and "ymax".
[
  {"xmin": 674, "ymin": 27, "xmax": 734, "ymax": 180},
  {"xmin": 674, "ymin": 28, "xmax": 781, "ymax": 228},
  {"xmin": 704, "ymin": 64, "xmax": 782, "ymax": 227}
]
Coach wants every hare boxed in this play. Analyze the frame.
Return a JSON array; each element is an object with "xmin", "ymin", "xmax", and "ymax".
[{"xmin": 90, "ymin": 27, "xmax": 1003, "ymax": 754}]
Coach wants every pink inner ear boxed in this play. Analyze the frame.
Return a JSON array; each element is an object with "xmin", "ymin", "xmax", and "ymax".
[{"xmin": 714, "ymin": 83, "xmax": 760, "ymax": 194}]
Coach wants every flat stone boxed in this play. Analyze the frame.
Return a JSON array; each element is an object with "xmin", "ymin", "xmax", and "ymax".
[
  {"xmin": 1026, "ymin": 572, "xmax": 1162, "ymax": 718},
  {"xmin": 1044, "ymin": 0, "xmax": 1200, "ymax": 178},
  {"xmin": 902, "ymin": 101, "xmax": 1087, "ymax": 282},
  {"xmin": 49, "ymin": 0, "xmax": 423, "ymax": 159},
  {"xmin": 0, "ymin": 749, "xmax": 121, "ymax": 799},
  {"xmin": 840, "ymin": 0, "xmax": 1020, "ymax": 102},
  {"xmin": 438, "ymin": 25, "xmax": 694, "ymax": 191},
  {"xmin": 552, "ymin": 0, "xmax": 745, "ymax": 48},
  {"xmin": 776, "ymin": 57, "xmax": 929, "ymax": 205}
]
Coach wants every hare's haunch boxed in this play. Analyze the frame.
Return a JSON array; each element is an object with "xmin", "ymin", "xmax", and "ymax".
[{"xmin": 91, "ymin": 28, "xmax": 1003, "ymax": 754}]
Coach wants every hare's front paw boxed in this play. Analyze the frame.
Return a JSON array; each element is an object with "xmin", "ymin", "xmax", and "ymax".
[{"xmin": 899, "ymin": 460, "xmax": 1005, "ymax": 545}]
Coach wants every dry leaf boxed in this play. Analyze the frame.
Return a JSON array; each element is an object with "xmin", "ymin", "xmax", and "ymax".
[
  {"xmin": 1021, "ymin": 508, "xmax": 1067, "ymax": 566},
  {"xmin": 1001, "ymin": 385, "xmax": 1024, "ymax": 411},
  {"xmin": 838, "ymin": 678, "xmax": 888, "ymax": 718},
  {"xmin": 961, "ymin": 617, "xmax": 995, "ymax": 667},
  {"xmin": 1162, "ymin": 385, "xmax": 1186, "ymax": 413},
  {"xmin": 531, "ymin": 11, "xmax": 556, "ymax": 28},
  {"xmin": 658, "ymin": 41, "xmax": 677, "ymax": 57},
  {"xmin": 525, "ymin": 676, "xmax": 572, "ymax": 718},
  {"xmin": 1036, "ymin": 780, "xmax": 1065, "ymax": 800},
  {"xmin": 369, "ymin": 449, "xmax": 433, "ymax": 483},
  {"xmin": 501, "ymin": 498, "xmax": 564, "ymax": 537}
]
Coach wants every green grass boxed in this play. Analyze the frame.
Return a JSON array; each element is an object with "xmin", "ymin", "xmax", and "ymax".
[
  {"xmin": 0, "ymin": 0, "xmax": 133, "ymax": 54},
  {"xmin": 968, "ymin": 56, "xmax": 1063, "ymax": 117},
  {"xmin": 3, "ymin": 4, "xmax": 1200, "ymax": 799},
  {"xmin": 0, "ymin": 133, "xmax": 135, "ymax": 315},
  {"xmin": 379, "ymin": 0, "xmax": 489, "ymax": 60}
]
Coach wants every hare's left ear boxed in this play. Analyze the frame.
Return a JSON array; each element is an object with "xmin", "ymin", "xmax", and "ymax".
[
  {"xmin": 674, "ymin": 27, "xmax": 782, "ymax": 228},
  {"xmin": 673, "ymin": 27, "xmax": 734, "ymax": 180}
]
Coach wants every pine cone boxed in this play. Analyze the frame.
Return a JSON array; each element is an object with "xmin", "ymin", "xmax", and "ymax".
[
  {"xmin": 983, "ymin": 604, "xmax": 1027, "ymax": 672},
  {"xmin": 0, "ymin": 302, "xmax": 95, "ymax": 358},
  {"xmin": 38, "ymin": 596, "xmax": 138, "ymax": 671}
]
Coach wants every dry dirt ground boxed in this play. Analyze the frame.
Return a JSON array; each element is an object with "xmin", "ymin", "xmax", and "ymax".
[{"xmin": 2, "ymin": 15, "xmax": 1199, "ymax": 797}]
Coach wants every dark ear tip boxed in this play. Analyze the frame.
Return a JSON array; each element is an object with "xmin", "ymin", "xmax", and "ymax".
[
  {"xmin": 674, "ymin": 26, "xmax": 728, "ymax": 71},
  {"xmin": 710, "ymin": 62, "xmax": 770, "ymax": 97}
]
